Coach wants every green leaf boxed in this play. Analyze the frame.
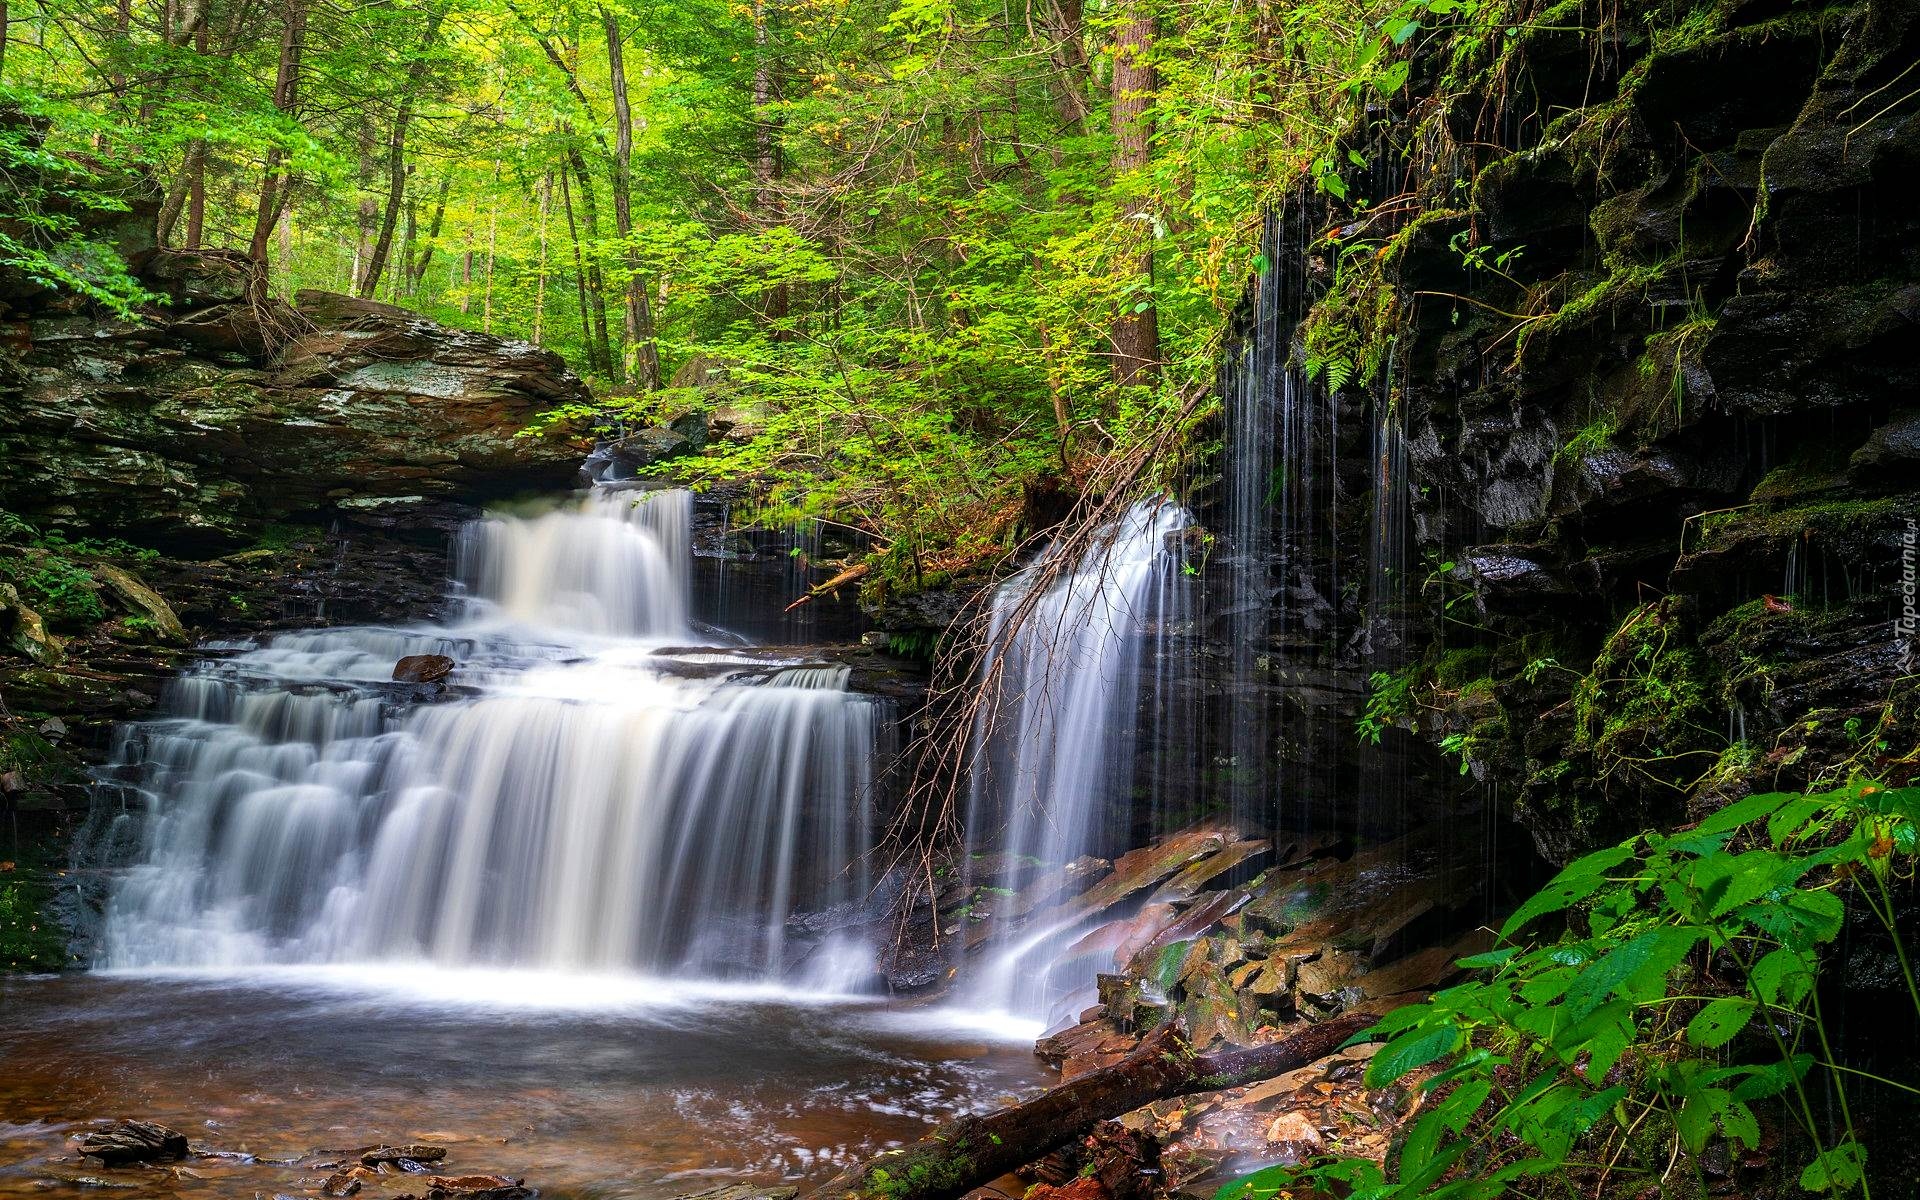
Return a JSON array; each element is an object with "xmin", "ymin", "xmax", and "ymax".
[
  {"xmin": 1686, "ymin": 998, "xmax": 1755, "ymax": 1049},
  {"xmin": 1800, "ymin": 1142, "xmax": 1867, "ymax": 1193},
  {"xmin": 1694, "ymin": 790, "xmax": 1796, "ymax": 837},
  {"xmin": 1749, "ymin": 948, "xmax": 1815, "ymax": 1007},
  {"xmin": 1500, "ymin": 847, "xmax": 1634, "ymax": 938},
  {"xmin": 1366, "ymin": 1023, "xmax": 1461, "ymax": 1087},
  {"xmin": 1562, "ymin": 927, "xmax": 1699, "ymax": 1020}
]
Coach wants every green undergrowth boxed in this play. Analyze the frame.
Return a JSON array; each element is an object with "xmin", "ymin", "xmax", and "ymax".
[
  {"xmin": 1218, "ymin": 777, "xmax": 1919, "ymax": 1200},
  {"xmin": 0, "ymin": 847, "xmax": 69, "ymax": 972}
]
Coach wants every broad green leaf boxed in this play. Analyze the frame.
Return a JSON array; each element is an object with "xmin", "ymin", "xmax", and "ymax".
[
  {"xmin": 1749, "ymin": 948, "xmax": 1815, "ymax": 1007},
  {"xmin": 1800, "ymin": 1141, "xmax": 1867, "ymax": 1192},
  {"xmin": 1562, "ymin": 927, "xmax": 1699, "ymax": 1021},
  {"xmin": 1365, "ymin": 1023, "xmax": 1461, "ymax": 1087},
  {"xmin": 1686, "ymin": 997, "xmax": 1755, "ymax": 1048}
]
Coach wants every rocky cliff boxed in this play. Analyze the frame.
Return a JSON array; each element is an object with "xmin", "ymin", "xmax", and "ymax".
[
  {"xmin": 2, "ymin": 250, "xmax": 585, "ymax": 551},
  {"xmin": 1198, "ymin": 0, "xmax": 1920, "ymax": 865}
]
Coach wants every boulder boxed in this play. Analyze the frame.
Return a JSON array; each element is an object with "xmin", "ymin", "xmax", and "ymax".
[
  {"xmin": 0, "ymin": 582, "xmax": 64, "ymax": 664},
  {"xmin": 74, "ymin": 1120, "xmax": 189, "ymax": 1165},
  {"xmin": 91, "ymin": 563, "xmax": 189, "ymax": 643},
  {"xmin": 393, "ymin": 654, "xmax": 456, "ymax": 684}
]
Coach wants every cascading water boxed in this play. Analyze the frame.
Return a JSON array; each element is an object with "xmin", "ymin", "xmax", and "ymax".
[
  {"xmin": 88, "ymin": 487, "xmax": 881, "ymax": 985},
  {"xmin": 959, "ymin": 498, "xmax": 1193, "ymax": 1025}
]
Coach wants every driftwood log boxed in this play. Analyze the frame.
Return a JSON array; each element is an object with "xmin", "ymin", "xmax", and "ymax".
[{"xmin": 817, "ymin": 1011, "xmax": 1376, "ymax": 1200}]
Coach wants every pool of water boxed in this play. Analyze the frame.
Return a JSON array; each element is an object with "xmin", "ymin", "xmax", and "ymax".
[{"xmin": 0, "ymin": 970, "xmax": 1048, "ymax": 1200}]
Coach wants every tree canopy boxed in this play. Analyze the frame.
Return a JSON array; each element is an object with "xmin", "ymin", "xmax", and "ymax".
[{"xmin": 2, "ymin": 0, "xmax": 1468, "ymax": 565}]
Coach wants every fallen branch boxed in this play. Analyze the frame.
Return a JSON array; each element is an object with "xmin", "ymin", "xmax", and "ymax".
[
  {"xmin": 815, "ymin": 1012, "xmax": 1376, "ymax": 1200},
  {"xmin": 785, "ymin": 562, "xmax": 871, "ymax": 611}
]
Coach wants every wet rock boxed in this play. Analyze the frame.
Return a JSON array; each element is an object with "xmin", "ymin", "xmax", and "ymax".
[
  {"xmin": 322, "ymin": 1172, "xmax": 364, "ymax": 1196},
  {"xmin": 360, "ymin": 1145, "xmax": 448, "ymax": 1167},
  {"xmin": 74, "ymin": 1120, "xmax": 189, "ymax": 1165},
  {"xmin": 91, "ymin": 564, "xmax": 189, "ymax": 643},
  {"xmin": 425, "ymin": 1176, "xmax": 522, "ymax": 1193},
  {"xmin": 0, "ymin": 582, "xmax": 65, "ymax": 665},
  {"xmin": 393, "ymin": 654, "xmax": 456, "ymax": 685},
  {"xmin": 669, "ymin": 1186, "xmax": 795, "ymax": 1200},
  {"xmin": 1262, "ymin": 1110, "xmax": 1326, "ymax": 1159}
]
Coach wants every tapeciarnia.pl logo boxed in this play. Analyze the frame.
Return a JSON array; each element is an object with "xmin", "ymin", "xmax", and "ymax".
[{"xmin": 1900, "ymin": 518, "xmax": 1917, "ymax": 673}]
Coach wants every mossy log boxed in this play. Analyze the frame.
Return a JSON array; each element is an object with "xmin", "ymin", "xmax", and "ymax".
[{"xmin": 816, "ymin": 1012, "xmax": 1375, "ymax": 1200}]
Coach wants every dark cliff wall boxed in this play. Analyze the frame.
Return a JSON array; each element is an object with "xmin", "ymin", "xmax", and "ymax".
[{"xmin": 1234, "ymin": 0, "xmax": 1920, "ymax": 863}]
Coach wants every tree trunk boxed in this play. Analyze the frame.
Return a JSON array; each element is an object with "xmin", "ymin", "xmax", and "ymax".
[
  {"xmin": 600, "ymin": 6, "xmax": 661, "ymax": 389},
  {"xmin": 359, "ymin": 3, "xmax": 446, "ymax": 298},
  {"xmin": 820, "ymin": 1013, "xmax": 1375, "ymax": 1200},
  {"xmin": 247, "ymin": 0, "xmax": 307, "ymax": 287},
  {"xmin": 751, "ymin": 0, "xmax": 788, "ymax": 333},
  {"xmin": 564, "ymin": 139, "xmax": 616, "ymax": 377},
  {"xmin": 531, "ymin": 171, "xmax": 551, "ymax": 344},
  {"xmin": 1039, "ymin": 0, "xmax": 1091, "ymax": 130},
  {"xmin": 409, "ymin": 172, "xmax": 452, "ymax": 293},
  {"xmin": 558, "ymin": 165, "xmax": 598, "ymax": 373},
  {"xmin": 1108, "ymin": 0, "xmax": 1157, "ymax": 387}
]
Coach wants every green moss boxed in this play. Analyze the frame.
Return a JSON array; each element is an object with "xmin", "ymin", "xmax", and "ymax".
[
  {"xmin": 1570, "ymin": 601, "xmax": 1724, "ymax": 792},
  {"xmin": 0, "ymin": 850, "xmax": 69, "ymax": 972}
]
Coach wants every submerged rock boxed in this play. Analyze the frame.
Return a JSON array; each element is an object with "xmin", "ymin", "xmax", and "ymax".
[
  {"xmin": 360, "ymin": 1145, "xmax": 448, "ymax": 1167},
  {"xmin": 73, "ymin": 1120, "xmax": 188, "ymax": 1166}
]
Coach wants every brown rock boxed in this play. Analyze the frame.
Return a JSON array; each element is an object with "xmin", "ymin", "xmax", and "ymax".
[
  {"xmin": 322, "ymin": 1172, "xmax": 364, "ymax": 1197},
  {"xmin": 393, "ymin": 654, "xmax": 455, "ymax": 684},
  {"xmin": 75, "ymin": 1120, "xmax": 189, "ymax": 1166},
  {"xmin": 360, "ymin": 1145, "xmax": 448, "ymax": 1167},
  {"xmin": 425, "ymin": 1176, "xmax": 519, "ymax": 1192},
  {"xmin": 1263, "ymin": 1110, "xmax": 1326, "ymax": 1158}
]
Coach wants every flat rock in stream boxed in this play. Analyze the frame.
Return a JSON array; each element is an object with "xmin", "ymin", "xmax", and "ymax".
[
  {"xmin": 74, "ymin": 1121, "xmax": 189, "ymax": 1166},
  {"xmin": 360, "ymin": 1145, "xmax": 448, "ymax": 1167},
  {"xmin": 670, "ymin": 1185, "xmax": 799, "ymax": 1200}
]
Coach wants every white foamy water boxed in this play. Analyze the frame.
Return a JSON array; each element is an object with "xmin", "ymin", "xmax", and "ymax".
[
  {"xmin": 959, "ymin": 498, "xmax": 1193, "ymax": 1024},
  {"xmin": 91, "ymin": 489, "xmax": 881, "ymax": 988}
]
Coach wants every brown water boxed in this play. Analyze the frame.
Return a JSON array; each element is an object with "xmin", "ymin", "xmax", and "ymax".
[{"xmin": 0, "ymin": 970, "xmax": 1048, "ymax": 1200}]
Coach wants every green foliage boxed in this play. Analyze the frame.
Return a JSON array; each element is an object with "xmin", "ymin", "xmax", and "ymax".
[
  {"xmin": 1215, "ymin": 779, "xmax": 1920, "ymax": 1200},
  {"xmin": 0, "ymin": 89, "xmax": 159, "ymax": 317},
  {"xmin": 1571, "ymin": 601, "xmax": 1722, "ymax": 792},
  {"xmin": 1359, "ymin": 666, "xmax": 1418, "ymax": 744},
  {"xmin": 0, "ymin": 553, "xmax": 106, "ymax": 626}
]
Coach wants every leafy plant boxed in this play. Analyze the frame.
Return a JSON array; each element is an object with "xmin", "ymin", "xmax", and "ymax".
[{"xmin": 1215, "ymin": 779, "xmax": 1919, "ymax": 1200}]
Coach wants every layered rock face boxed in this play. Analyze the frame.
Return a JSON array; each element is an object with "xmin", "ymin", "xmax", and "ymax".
[
  {"xmin": 1237, "ymin": 0, "xmax": 1920, "ymax": 863},
  {"xmin": 1, "ymin": 247, "xmax": 585, "ymax": 550}
]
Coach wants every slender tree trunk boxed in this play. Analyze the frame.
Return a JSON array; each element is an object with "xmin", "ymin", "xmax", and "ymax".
[
  {"xmin": 564, "ymin": 139, "xmax": 615, "ymax": 376},
  {"xmin": 157, "ymin": 139, "xmax": 207, "ymax": 245},
  {"xmin": 481, "ymin": 170, "xmax": 498, "ymax": 333},
  {"xmin": 409, "ymin": 172, "xmax": 451, "ymax": 292},
  {"xmin": 751, "ymin": 0, "xmax": 788, "ymax": 333},
  {"xmin": 1109, "ymin": 0, "xmax": 1157, "ymax": 387},
  {"xmin": 1, "ymin": 0, "xmax": 9, "ymax": 84},
  {"xmin": 459, "ymin": 230, "xmax": 472, "ymax": 313},
  {"xmin": 558, "ymin": 163, "xmax": 597, "ymax": 373},
  {"xmin": 600, "ymin": 8, "xmax": 661, "ymax": 388},
  {"xmin": 531, "ymin": 171, "xmax": 551, "ymax": 344},
  {"xmin": 247, "ymin": 0, "xmax": 307, "ymax": 287},
  {"xmin": 359, "ymin": 3, "xmax": 446, "ymax": 298}
]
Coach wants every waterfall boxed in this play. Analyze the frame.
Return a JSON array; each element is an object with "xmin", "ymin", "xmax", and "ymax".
[
  {"xmin": 959, "ymin": 498, "xmax": 1193, "ymax": 1023},
  {"xmin": 90, "ymin": 488, "xmax": 880, "ymax": 987}
]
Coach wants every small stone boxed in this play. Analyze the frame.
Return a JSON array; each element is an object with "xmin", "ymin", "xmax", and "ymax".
[
  {"xmin": 37, "ymin": 716, "xmax": 67, "ymax": 740},
  {"xmin": 322, "ymin": 1172, "xmax": 363, "ymax": 1197},
  {"xmin": 74, "ymin": 1120, "xmax": 189, "ymax": 1166},
  {"xmin": 1263, "ymin": 1110, "xmax": 1326, "ymax": 1157}
]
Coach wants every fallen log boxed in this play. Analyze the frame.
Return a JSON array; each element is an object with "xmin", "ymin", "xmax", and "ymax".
[
  {"xmin": 784, "ymin": 562, "xmax": 870, "ymax": 612},
  {"xmin": 816, "ymin": 1011, "xmax": 1376, "ymax": 1200}
]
